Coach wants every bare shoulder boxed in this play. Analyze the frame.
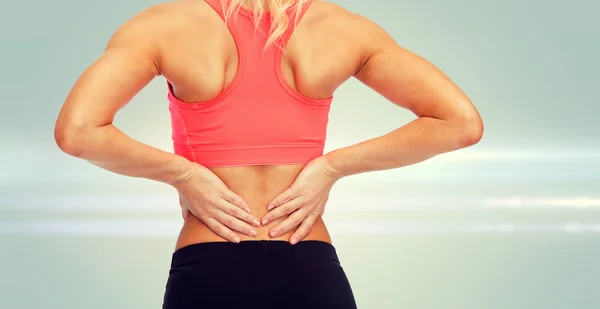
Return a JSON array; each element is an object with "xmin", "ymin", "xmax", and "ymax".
[
  {"xmin": 307, "ymin": 1, "xmax": 375, "ymax": 30},
  {"xmin": 106, "ymin": 1, "xmax": 213, "ymax": 48},
  {"xmin": 307, "ymin": 1, "xmax": 396, "ymax": 69}
]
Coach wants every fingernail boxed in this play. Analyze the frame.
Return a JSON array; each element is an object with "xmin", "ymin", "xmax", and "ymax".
[
  {"xmin": 245, "ymin": 207, "xmax": 251, "ymax": 213},
  {"xmin": 233, "ymin": 236, "xmax": 240, "ymax": 243},
  {"xmin": 270, "ymin": 230, "xmax": 279, "ymax": 237},
  {"xmin": 249, "ymin": 230, "xmax": 257, "ymax": 236},
  {"xmin": 290, "ymin": 238, "xmax": 298, "ymax": 245},
  {"xmin": 262, "ymin": 218, "xmax": 269, "ymax": 225},
  {"xmin": 267, "ymin": 205, "xmax": 273, "ymax": 211},
  {"xmin": 252, "ymin": 219, "xmax": 261, "ymax": 226}
]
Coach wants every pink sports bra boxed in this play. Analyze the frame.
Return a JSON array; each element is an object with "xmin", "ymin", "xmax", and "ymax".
[{"xmin": 167, "ymin": 0, "xmax": 333, "ymax": 167}]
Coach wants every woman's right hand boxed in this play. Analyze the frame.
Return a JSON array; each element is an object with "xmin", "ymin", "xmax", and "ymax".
[{"xmin": 172, "ymin": 164, "xmax": 261, "ymax": 243}]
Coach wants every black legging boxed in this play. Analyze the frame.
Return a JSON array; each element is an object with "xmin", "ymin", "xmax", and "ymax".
[{"xmin": 162, "ymin": 240, "xmax": 358, "ymax": 309}]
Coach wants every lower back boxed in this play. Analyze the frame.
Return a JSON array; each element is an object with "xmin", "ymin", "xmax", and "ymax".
[{"xmin": 175, "ymin": 164, "xmax": 332, "ymax": 249}]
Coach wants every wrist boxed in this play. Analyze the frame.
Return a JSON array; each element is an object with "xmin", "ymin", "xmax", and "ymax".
[
  {"xmin": 322, "ymin": 151, "xmax": 345, "ymax": 181},
  {"xmin": 166, "ymin": 156, "xmax": 199, "ymax": 189}
]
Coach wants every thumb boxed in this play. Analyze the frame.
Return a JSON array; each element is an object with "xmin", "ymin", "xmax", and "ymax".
[{"xmin": 182, "ymin": 208, "xmax": 190, "ymax": 220}]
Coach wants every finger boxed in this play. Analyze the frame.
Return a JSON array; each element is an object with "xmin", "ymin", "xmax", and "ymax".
[
  {"xmin": 179, "ymin": 197, "xmax": 190, "ymax": 220},
  {"xmin": 222, "ymin": 191, "xmax": 251, "ymax": 213},
  {"xmin": 203, "ymin": 217, "xmax": 242, "ymax": 243},
  {"xmin": 218, "ymin": 199, "xmax": 261, "ymax": 227},
  {"xmin": 267, "ymin": 187, "xmax": 299, "ymax": 211},
  {"xmin": 290, "ymin": 213, "xmax": 320, "ymax": 245},
  {"xmin": 269, "ymin": 208, "xmax": 307, "ymax": 238},
  {"xmin": 182, "ymin": 208, "xmax": 190, "ymax": 220},
  {"xmin": 261, "ymin": 198, "xmax": 304, "ymax": 226},
  {"xmin": 214, "ymin": 204, "xmax": 259, "ymax": 237}
]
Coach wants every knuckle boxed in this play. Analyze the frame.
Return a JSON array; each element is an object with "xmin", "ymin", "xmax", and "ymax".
[
  {"xmin": 204, "ymin": 207, "xmax": 216, "ymax": 216},
  {"xmin": 244, "ymin": 216, "xmax": 255, "ymax": 225},
  {"xmin": 228, "ymin": 196, "xmax": 239, "ymax": 206},
  {"xmin": 197, "ymin": 209, "xmax": 210, "ymax": 219},
  {"xmin": 281, "ymin": 192, "xmax": 293, "ymax": 201},
  {"xmin": 212, "ymin": 197, "xmax": 226, "ymax": 208},
  {"xmin": 207, "ymin": 195, "xmax": 220, "ymax": 204},
  {"xmin": 288, "ymin": 187, "xmax": 299, "ymax": 194}
]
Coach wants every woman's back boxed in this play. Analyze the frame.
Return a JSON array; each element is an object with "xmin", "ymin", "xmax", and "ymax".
[
  {"xmin": 147, "ymin": 0, "xmax": 370, "ymax": 247},
  {"xmin": 162, "ymin": 0, "xmax": 362, "ymax": 104},
  {"xmin": 176, "ymin": 164, "xmax": 328, "ymax": 248}
]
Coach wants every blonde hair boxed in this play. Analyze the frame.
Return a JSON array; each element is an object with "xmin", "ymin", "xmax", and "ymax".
[{"xmin": 220, "ymin": 0, "xmax": 309, "ymax": 51}]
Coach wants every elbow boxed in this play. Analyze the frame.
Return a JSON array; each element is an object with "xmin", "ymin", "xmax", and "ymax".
[
  {"xmin": 453, "ymin": 111, "xmax": 484, "ymax": 148},
  {"xmin": 54, "ymin": 122, "xmax": 88, "ymax": 158}
]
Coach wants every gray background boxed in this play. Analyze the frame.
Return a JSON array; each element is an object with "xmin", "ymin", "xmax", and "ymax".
[{"xmin": 1, "ymin": 0, "xmax": 599, "ymax": 308}]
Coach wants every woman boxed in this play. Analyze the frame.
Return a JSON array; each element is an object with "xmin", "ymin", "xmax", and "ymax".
[{"xmin": 54, "ymin": 0, "xmax": 483, "ymax": 308}]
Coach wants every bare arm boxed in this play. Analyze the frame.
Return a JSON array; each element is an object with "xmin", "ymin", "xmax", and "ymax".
[
  {"xmin": 54, "ymin": 8, "xmax": 194, "ymax": 186},
  {"xmin": 324, "ymin": 17, "xmax": 484, "ymax": 179}
]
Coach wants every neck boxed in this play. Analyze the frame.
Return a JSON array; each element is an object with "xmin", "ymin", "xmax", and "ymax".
[{"xmin": 240, "ymin": 0, "xmax": 269, "ymax": 10}]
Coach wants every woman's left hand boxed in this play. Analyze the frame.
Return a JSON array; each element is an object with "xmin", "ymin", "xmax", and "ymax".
[{"xmin": 261, "ymin": 155, "xmax": 341, "ymax": 245}]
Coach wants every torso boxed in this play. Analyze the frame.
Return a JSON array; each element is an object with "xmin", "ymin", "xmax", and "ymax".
[
  {"xmin": 151, "ymin": 0, "xmax": 367, "ymax": 249},
  {"xmin": 175, "ymin": 165, "xmax": 334, "ymax": 249}
]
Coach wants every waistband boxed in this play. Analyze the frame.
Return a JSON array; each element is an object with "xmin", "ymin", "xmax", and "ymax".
[{"xmin": 171, "ymin": 240, "xmax": 339, "ymax": 267}]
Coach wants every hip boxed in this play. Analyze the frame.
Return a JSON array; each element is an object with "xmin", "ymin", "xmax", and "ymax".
[{"xmin": 163, "ymin": 239, "xmax": 356, "ymax": 309}]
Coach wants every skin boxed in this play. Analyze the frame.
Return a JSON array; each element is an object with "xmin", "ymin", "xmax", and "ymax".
[{"xmin": 54, "ymin": 0, "xmax": 483, "ymax": 249}]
